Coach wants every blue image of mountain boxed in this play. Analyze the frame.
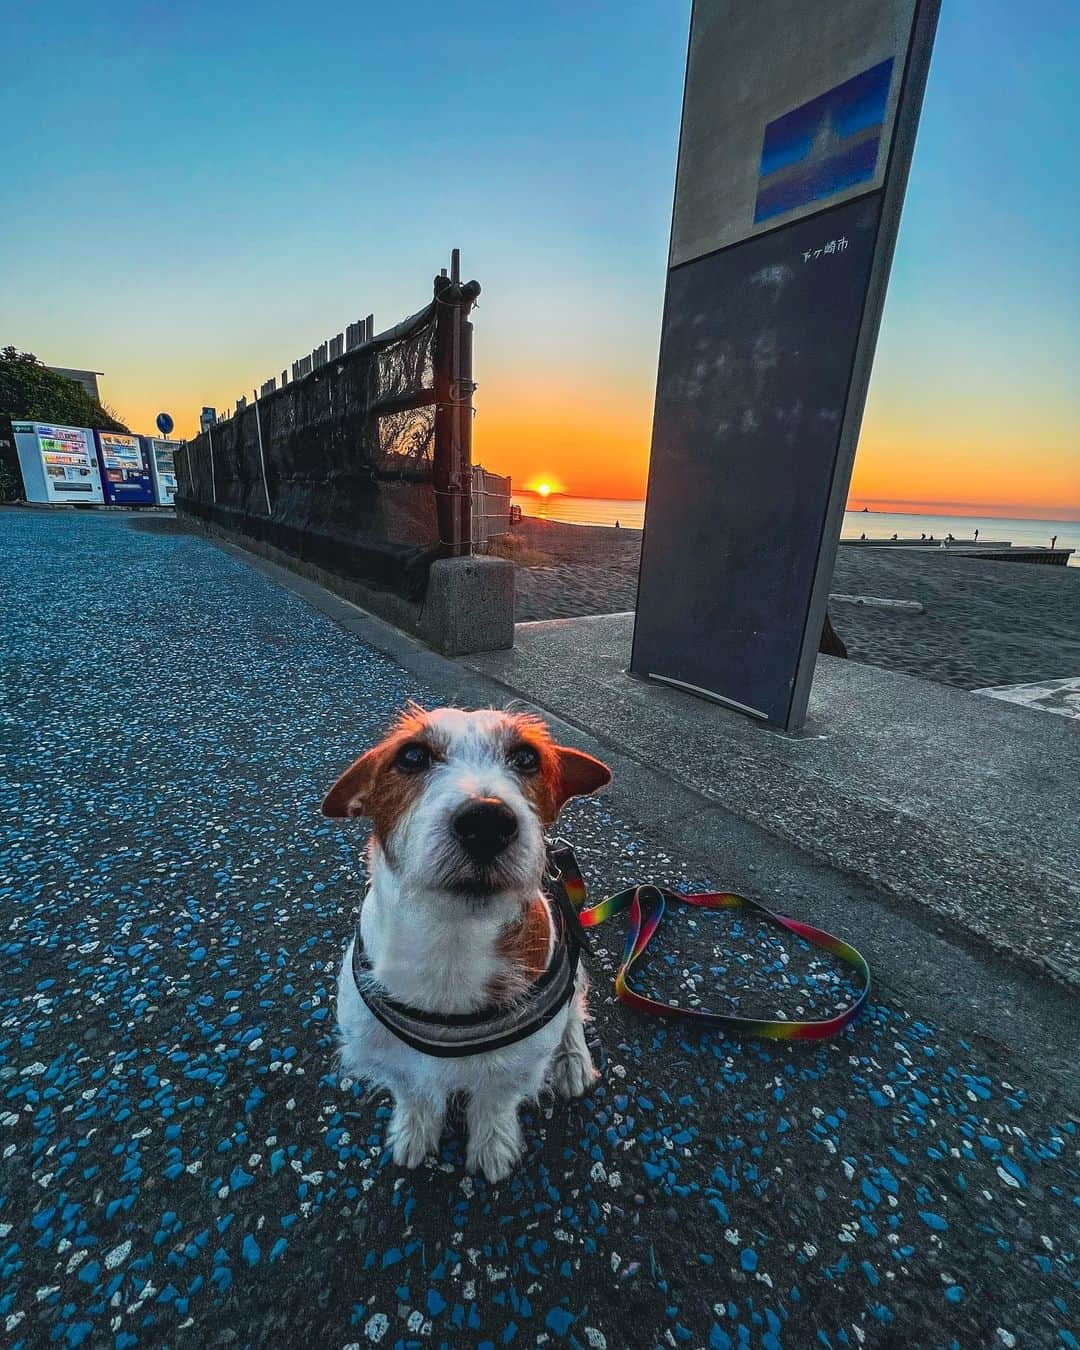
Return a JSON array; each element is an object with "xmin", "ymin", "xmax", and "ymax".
[{"xmin": 754, "ymin": 57, "xmax": 895, "ymax": 223}]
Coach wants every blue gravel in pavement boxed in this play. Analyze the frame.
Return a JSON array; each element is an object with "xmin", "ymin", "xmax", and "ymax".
[{"xmin": 0, "ymin": 510, "xmax": 1076, "ymax": 1349}]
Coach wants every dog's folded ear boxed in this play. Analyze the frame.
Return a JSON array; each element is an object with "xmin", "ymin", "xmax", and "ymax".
[
  {"xmin": 321, "ymin": 749, "xmax": 379, "ymax": 818},
  {"xmin": 553, "ymin": 746, "xmax": 611, "ymax": 810}
]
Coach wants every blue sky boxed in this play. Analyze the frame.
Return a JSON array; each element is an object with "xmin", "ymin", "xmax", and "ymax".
[{"xmin": 2, "ymin": 0, "xmax": 1077, "ymax": 512}]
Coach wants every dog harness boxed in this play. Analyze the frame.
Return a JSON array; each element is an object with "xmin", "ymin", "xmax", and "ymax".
[
  {"xmin": 351, "ymin": 841, "xmax": 869, "ymax": 1058},
  {"xmin": 350, "ymin": 860, "xmax": 588, "ymax": 1059}
]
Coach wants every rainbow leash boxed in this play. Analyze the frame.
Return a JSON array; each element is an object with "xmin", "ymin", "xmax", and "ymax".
[{"xmin": 546, "ymin": 840, "xmax": 870, "ymax": 1042}]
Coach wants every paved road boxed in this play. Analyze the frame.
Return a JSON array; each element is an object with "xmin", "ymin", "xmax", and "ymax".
[{"xmin": 0, "ymin": 509, "xmax": 1076, "ymax": 1349}]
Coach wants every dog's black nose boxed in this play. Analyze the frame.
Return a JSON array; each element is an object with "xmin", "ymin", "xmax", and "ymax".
[{"xmin": 452, "ymin": 798, "xmax": 518, "ymax": 861}]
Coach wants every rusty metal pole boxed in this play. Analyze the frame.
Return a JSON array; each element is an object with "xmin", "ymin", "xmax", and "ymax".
[
  {"xmin": 433, "ymin": 269, "xmax": 454, "ymax": 554},
  {"xmin": 434, "ymin": 249, "xmax": 481, "ymax": 557},
  {"xmin": 459, "ymin": 315, "xmax": 475, "ymax": 551},
  {"xmin": 448, "ymin": 249, "xmax": 475, "ymax": 556},
  {"xmin": 448, "ymin": 249, "xmax": 467, "ymax": 554}
]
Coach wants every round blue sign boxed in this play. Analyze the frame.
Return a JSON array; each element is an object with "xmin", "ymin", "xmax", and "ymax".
[{"xmin": 156, "ymin": 412, "xmax": 174, "ymax": 437}]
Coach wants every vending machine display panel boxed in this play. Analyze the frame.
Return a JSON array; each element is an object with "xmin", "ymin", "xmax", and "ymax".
[
  {"xmin": 94, "ymin": 432, "xmax": 154, "ymax": 505},
  {"xmin": 142, "ymin": 437, "xmax": 180, "ymax": 506},
  {"xmin": 12, "ymin": 422, "xmax": 105, "ymax": 503}
]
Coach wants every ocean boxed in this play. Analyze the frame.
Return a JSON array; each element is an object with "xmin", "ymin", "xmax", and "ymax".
[{"xmin": 511, "ymin": 494, "xmax": 1079, "ymax": 564}]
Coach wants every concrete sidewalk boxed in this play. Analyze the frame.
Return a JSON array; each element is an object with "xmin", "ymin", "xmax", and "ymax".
[
  {"xmin": 0, "ymin": 509, "xmax": 1077, "ymax": 1350},
  {"xmin": 462, "ymin": 612, "xmax": 1080, "ymax": 990}
]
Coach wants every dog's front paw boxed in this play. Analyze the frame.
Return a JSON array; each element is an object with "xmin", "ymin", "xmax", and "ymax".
[
  {"xmin": 386, "ymin": 1099, "xmax": 442, "ymax": 1169},
  {"xmin": 551, "ymin": 1044, "xmax": 596, "ymax": 1099},
  {"xmin": 466, "ymin": 1112, "xmax": 524, "ymax": 1183}
]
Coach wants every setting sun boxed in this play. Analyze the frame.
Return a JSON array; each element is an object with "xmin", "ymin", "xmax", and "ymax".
[{"xmin": 522, "ymin": 474, "xmax": 565, "ymax": 498}]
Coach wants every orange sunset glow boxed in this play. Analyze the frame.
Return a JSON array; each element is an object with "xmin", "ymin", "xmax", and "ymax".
[
  {"xmin": 101, "ymin": 345, "xmax": 1077, "ymax": 522},
  {"xmin": 473, "ymin": 363, "xmax": 1078, "ymax": 520},
  {"xmin": 474, "ymin": 372, "xmax": 655, "ymax": 503}
]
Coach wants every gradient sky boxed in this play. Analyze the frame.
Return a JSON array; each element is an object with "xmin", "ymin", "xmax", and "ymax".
[{"xmin": 3, "ymin": 1, "xmax": 1077, "ymax": 518}]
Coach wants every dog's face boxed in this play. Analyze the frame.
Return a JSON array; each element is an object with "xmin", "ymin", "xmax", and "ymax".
[{"xmin": 322, "ymin": 707, "xmax": 610, "ymax": 901}]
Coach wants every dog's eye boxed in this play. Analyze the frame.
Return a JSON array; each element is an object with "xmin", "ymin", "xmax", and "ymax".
[
  {"xmin": 394, "ymin": 742, "xmax": 433, "ymax": 773},
  {"xmin": 507, "ymin": 744, "xmax": 540, "ymax": 774}
]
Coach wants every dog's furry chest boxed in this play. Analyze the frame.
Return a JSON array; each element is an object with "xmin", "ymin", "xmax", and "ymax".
[{"xmin": 360, "ymin": 904, "xmax": 509, "ymax": 1015}]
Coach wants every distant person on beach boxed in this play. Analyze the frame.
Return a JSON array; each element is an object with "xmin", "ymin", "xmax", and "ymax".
[
  {"xmin": 1051, "ymin": 534, "xmax": 1058, "ymax": 549},
  {"xmin": 974, "ymin": 528, "xmax": 979, "ymax": 542},
  {"xmin": 614, "ymin": 520, "xmax": 620, "ymax": 529},
  {"xmin": 860, "ymin": 532, "xmax": 866, "ymax": 540},
  {"xmin": 920, "ymin": 533, "xmax": 926, "ymax": 540}
]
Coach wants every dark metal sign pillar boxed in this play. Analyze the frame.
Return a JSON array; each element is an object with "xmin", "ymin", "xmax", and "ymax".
[
  {"xmin": 433, "ymin": 248, "xmax": 481, "ymax": 557},
  {"xmin": 631, "ymin": 0, "xmax": 940, "ymax": 731}
]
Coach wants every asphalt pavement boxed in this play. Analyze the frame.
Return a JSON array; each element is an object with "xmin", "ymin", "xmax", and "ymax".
[{"xmin": 0, "ymin": 508, "xmax": 1076, "ymax": 1349}]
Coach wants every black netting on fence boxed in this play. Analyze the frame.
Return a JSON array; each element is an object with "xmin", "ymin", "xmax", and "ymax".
[{"xmin": 175, "ymin": 300, "xmax": 443, "ymax": 598}]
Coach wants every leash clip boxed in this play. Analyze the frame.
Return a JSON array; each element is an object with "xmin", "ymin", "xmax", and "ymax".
[
  {"xmin": 544, "ymin": 837, "xmax": 595, "ymax": 960},
  {"xmin": 543, "ymin": 836, "xmax": 565, "ymax": 883}
]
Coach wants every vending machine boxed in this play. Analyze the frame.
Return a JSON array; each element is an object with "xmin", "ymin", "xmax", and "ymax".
[
  {"xmin": 93, "ymin": 431, "xmax": 155, "ymax": 505},
  {"xmin": 11, "ymin": 422, "xmax": 105, "ymax": 503},
  {"xmin": 140, "ymin": 436, "xmax": 181, "ymax": 506}
]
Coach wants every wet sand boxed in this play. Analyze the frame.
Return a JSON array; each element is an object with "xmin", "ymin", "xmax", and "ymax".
[{"xmin": 499, "ymin": 517, "xmax": 1080, "ymax": 690}]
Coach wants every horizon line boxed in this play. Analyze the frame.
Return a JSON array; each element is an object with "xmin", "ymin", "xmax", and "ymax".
[{"xmin": 512, "ymin": 488, "xmax": 1079, "ymax": 523}]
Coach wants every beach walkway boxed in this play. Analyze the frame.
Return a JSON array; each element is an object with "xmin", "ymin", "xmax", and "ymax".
[{"xmin": 0, "ymin": 508, "xmax": 1076, "ymax": 1348}]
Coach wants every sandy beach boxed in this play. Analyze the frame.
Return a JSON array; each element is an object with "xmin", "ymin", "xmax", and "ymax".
[{"xmin": 498, "ymin": 516, "xmax": 1080, "ymax": 690}]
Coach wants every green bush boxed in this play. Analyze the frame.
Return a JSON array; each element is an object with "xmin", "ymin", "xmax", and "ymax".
[{"xmin": 0, "ymin": 347, "xmax": 129, "ymax": 433}]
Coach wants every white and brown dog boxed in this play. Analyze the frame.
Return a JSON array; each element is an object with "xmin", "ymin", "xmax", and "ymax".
[{"xmin": 322, "ymin": 706, "xmax": 611, "ymax": 1182}]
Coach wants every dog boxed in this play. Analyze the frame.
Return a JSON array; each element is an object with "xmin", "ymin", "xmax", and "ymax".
[{"xmin": 322, "ymin": 705, "xmax": 611, "ymax": 1182}]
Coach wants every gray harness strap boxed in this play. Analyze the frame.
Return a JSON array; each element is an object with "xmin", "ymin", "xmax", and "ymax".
[{"xmin": 351, "ymin": 873, "xmax": 583, "ymax": 1059}]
